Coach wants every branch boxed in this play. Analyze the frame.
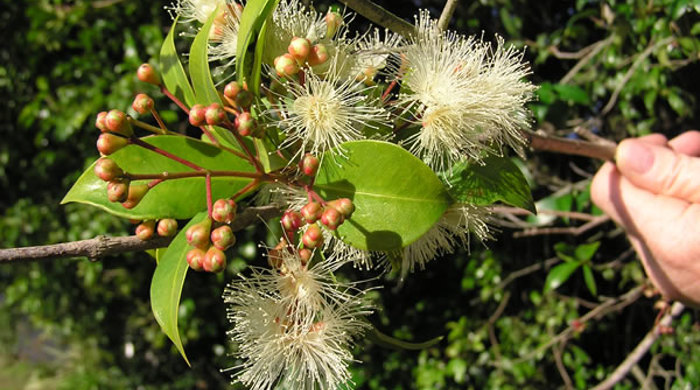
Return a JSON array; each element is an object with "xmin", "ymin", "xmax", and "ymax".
[
  {"xmin": 338, "ymin": 0, "xmax": 415, "ymax": 37},
  {"xmin": 0, "ymin": 205, "xmax": 281, "ymax": 263},
  {"xmin": 591, "ymin": 301, "xmax": 685, "ymax": 390},
  {"xmin": 437, "ymin": 0, "xmax": 459, "ymax": 31},
  {"xmin": 523, "ymin": 129, "xmax": 617, "ymax": 161}
]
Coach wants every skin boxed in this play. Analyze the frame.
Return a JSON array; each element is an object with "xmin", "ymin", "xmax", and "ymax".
[{"xmin": 591, "ymin": 130, "xmax": 700, "ymax": 306}]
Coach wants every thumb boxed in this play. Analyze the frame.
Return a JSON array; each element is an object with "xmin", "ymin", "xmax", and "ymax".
[{"xmin": 616, "ymin": 139, "xmax": 700, "ymax": 203}]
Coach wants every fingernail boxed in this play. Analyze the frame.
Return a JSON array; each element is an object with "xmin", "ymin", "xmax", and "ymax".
[{"xmin": 617, "ymin": 141, "xmax": 654, "ymax": 174}]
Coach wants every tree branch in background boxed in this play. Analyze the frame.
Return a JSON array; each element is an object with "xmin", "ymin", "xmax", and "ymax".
[
  {"xmin": 437, "ymin": 0, "xmax": 459, "ymax": 30},
  {"xmin": 338, "ymin": 0, "xmax": 415, "ymax": 37},
  {"xmin": 524, "ymin": 129, "xmax": 617, "ymax": 161},
  {"xmin": 0, "ymin": 205, "xmax": 280, "ymax": 263}
]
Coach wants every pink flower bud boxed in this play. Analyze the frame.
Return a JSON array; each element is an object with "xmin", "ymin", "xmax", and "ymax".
[
  {"xmin": 157, "ymin": 218, "xmax": 178, "ymax": 237},
  {"xmin": 189, "ymin": 104, "xmax": 207, "ymax": 127},
  {"xmin": 96, "ymin": 111, "xmax": 109, "ymax": 132},
  {"xmin": 131, "ymin": 93, "xmax": 154, "ymax": 115},
  {"xmin": 211, "ymin": 225, "xmax": 236, "ymax": 250},
  {"xmin": 137, "ymin": 63, "xmax": 160, "ymax": 85},
  {"xmin": 187, "ymin": 248, "xmax": 206, "ymax": 271},
  {"xmin": 205, "ymin": 103, "xmax": 226, "ymax": 125},
  {"xmin": 288, "ymin": 37, "xmax": 311, "ymax": 62},
  {"xmin": 235, "ymin": 89, "xmax": 253, "ymax": 109},
  {"xmin": 211, "ymin": 198, "xmax": 237, "ymax": 224},
  {"xmin": 300, "ymin": 153, "xmax": 320, "ymax": 176},
  {"xmin": 107, "ymin": 180, "xmax": 129, "ymax": 203},
  {"xmin": 203, "ymin": 246, "xmax": 227, "ymax": 273},
  {"xmin": 300, "ymin": 202, "xmax": 323, "ymax": 224},
  {"xmin": 324, "ymin": 11, "xmax": 342, "ymax": 38},
  {"xmin": 302, "ymin": 224, "xmax": 324, "ymax": 248},
  {"xmin": 94, "ymin": 157, "xmax": 123, "ymax": 181},
  {"xmin": 105, "ymin": 109, "xmax": 133, "ymax": 137},
  {"xmin": 307, "ymin": 44, "xmax": 329, "ymax": 67},
  {"xmin": 96, "ymin": 133, "xmax": 128, "ymax": 156},
  {"xmin": 234, "ymin": 112, "xmax": 257, "ymax": 137},
  {"xmin": 298, "ymin": 248, "xmax": 312, "ymax": 263},
  {"xmin": 224, "ymin": 81, "xmax": 242, "ymax": 100},
  {"xmin": 328, "ymin": 197, "xmax": 355, "ymax": 218},
  {"xmin": 275, "ymin": 53, "xmax": 300, "ymax": 77},
  {"xmin": 135, "ymin": 220, "xmax": 155, "ymax": 240},
  {"xmin": 281, "ymin": 210, "xmax": 303, "ymax": 232},
  {"xmin": 121, "ymin": 183, "xmax": 149, "ymax": 209},
  {"xmin": 320, "ymin": 207, "xmax": 344, "ymax": 230},
  {"xmin": 185, "ymin": 218, "xmax": 212, "ymax": 249}
]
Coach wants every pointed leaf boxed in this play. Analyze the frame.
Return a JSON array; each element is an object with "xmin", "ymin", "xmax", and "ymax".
[
  {"xmin": 160, "ymin": 17, "xmax": 196, "ymax": 107},
  {"xmin": 236, "ymin": 0, "xmax": 280, "ymax": 96},
  {"xmin": 544, "ymin": 261, "xmax": 581, "ymax": 292},
  {"xmin": 62, "ymin": 136, "xmax": 256, "ymax": 219},
  {"xmin": 582, "ymin": 265, "xmax": 597, "ymax": 296},
  {"xmin": 443, "ymin": 155, "xmax": 535, "ymax": 213},
  {"xmin": 574, "ymin": 241, "xmax": 600, "ymax": 262},
  {"xmin": 190, "ymin": 10, "xmax": 223, "ymax": 105},
  {"xmin": 150, "ymin": 212, "xmax": 207, "ymax": 365},
  {"xmin": 314, "ymin": 141, "xmax": 452, "ymax": 251}
]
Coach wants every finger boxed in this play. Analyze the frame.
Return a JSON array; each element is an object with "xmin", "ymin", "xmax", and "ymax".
[
  {"xmin": 638, "ymin": 133, "xmax": 668, "ymax": 146},
  {"xmin": 615, "ymin": 139, "xmax": 700, "ymax": 203},
  {"xmin": 669, "ymin": 130, "xmax": 700, "ymax": 157}
]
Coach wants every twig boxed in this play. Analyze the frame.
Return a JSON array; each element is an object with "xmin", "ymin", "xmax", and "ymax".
[
  {"xmin": 523, "ymin": 129, "xmax": 617, "ymax": 161},
  {"xmin": 591, "ymin": 302, "xmax": 684, "ymax": 390},
  {"xmin": 337, "ymin": 0, "xmax": 415, "ymax": 37},
  {"xmin": 560, "ymin": 35, "xmax": 614, "ymax": 84},
  {"xmin": 437, "ymin": 0, "xmax": 459, "ymax": 31},
  {"xmin": 0, "ymin": 205, "xmax": 281, "ymax": 263},
  {"xmin": 487, "ymin": 291, "xmax": 511, "ymax": 361},
  {"xmin": 512, "ymin": 215, "xmax": 610, "ymax": 238},
  {"xmin": 553, "ymin": 341, "xmax": 574, "ymax": 390},
  {"xmin": 491, "ymin": 206, "xmax": 601, "ymax": 221}
]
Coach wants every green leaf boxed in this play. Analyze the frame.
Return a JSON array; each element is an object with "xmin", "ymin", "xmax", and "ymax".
[
  {"xmin": 527, "ymin": 193, "xmax": 574, "ymax": 226},
  {"xmin": 544, "ymin": 261, "xmax": 581, "ymax": 292},
  {"xmin": 314, "ymin": 141, "xmax": 452, "ymax": 251},
  {"xmin": 574, "ymin": 241, "xmax": 600, "ymax": 262},
  {"xmin": 443, "ymin": 155, "xmax": 535, "ymax": 213},
  {"xmin": 582, "ymin": 265, "xmax": 597, "ymax": 296},
  {"xmin": 236, "ymin": 0, "xmax": 280, "ymax": 96},
  {"xmin": 553, "ymin": 83, "xmax": 590, "ymax": 105},
  {"xmin": 62, "ymin": 136, "xmax": 256, "ymax": 220},
  {"xmin": 150, "ymin": 212, "xmax": 207, "ymax": 366},
  {"xmin": 553, "ymin": 242, "xmax": 577, "ymax": 263},
  {"xmin": 368, "ymin": 327, "xmax": 443, "ymax": 350},
  {"xmin": 160, "ymin": 17, "xmax": 196, "ymax": 107},
  {"xmin": 189, "ymin": 10, "xmax": 223, "ymax": 105}
]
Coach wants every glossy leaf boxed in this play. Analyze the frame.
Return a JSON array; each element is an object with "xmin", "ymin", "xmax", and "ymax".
[
  {"xmin": 443, "ymin": 155, "xmax": 535, "ymax": 213},
  {"xmin": 582, "ymin": 265, "xmax": 597, "ymax": 296},
  {"xmin": 314, "ymin": 141, "xmax": 452, "ymax": 251},
  {"xmin": 236, "ymin": 0, "xmax": 280, "ymax": 96},
  {"xmin": 574, "ymin": 241, "xmax": 600, "ymax": 262},
  {"xmin": 544, "ymin": 261, "xmax": 581, "ymax": 292},
  {"xmin": 189, "ymin": 10, "xmax": 223, "ymax": 105},
  {"xmin": 62, "ymin": 136, "xmax": 256, "ymax": 219},
  {"xmin": 150, "ymin": 212, "xmax": 207, "ymax": 366},
  {"xmin": 160, "ymin": 16, "xmax": 196, "ymax": 107}
]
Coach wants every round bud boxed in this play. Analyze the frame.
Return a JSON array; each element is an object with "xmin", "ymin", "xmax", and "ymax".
[
  {"xmin": 137, "ymin": 63, "xmax": 160, "ymax": 85},
  {"xmin": 94, "ymin": 157, "xmax": 123, "ymax": 181},
  {"xmin": 274, "ymin": 53, "xmax": 300, "ymax": 77},
  {"xmin": 211, "ymin": 225, "xmax": 236, "ymax": 250},
  {"xmin": 157, "ymin": 218, "xmax": 178, "ymax": 237},
  {"xmin": 298, "ymin": 248, "xmax": 312, "ymax": 263},
  {"xmin": 300, "ymin": 153, "xmax": 320, "ymax": 176},
  {"xmin": 105, "ymin": 109, "xmax": 133, "ymax": 137},
  {"xmin": 96, "ymin": 133, "xmax": 128, "ymax": 156},
  {"xmin": 300, "ymin": 202, "xmax": 323, "ymax": 224},
  {"xmin": 186, "ymin": 218, "xmax": 212, "ymax": 249},
  {"xmin": 320, "ymin": 207, "xmax": 344, "ymax": 230},
  {"xmin": 307, "ymin": 44, "xmax": 329, "ymax": 67},
  {"xmin": 211, "ymin": 198, "xmax": 237, "ymax": 224},
  {"xmin": 205, "ymin": 103, "xmax": 226, "ymax": 126},
  {"xmin": 267, "ymin": 239, "xmax": 288, "ymax": 269},
  {"xmin": 186, "ymin": 248, "xmax": 206, "ymax": 271},
  {"xmin": 135, "ymin": 220, "xmax": 155, "ymax": 241},
  {"xmin": 251, "ymin": 125, "xmax": 266, "ymax": 139},
  {"xmin": 107, "ymin": 180, "xmax": 129, "ymax": 203},
  {"xmin": 203, "ymin": 246, "xmax": 227, "ymax": 273},
  {"xmin": 121, "ymin": 183, "xmax": 149, "ymax": 209},
  {"xmin": 131, "ymin": 93, "xmax": 154, "ymax": 115},
  {"xmin": 96, "ymin": 111, "xmax": 109, "ymax": 132},
  {"xmin": 224, "ymin": 81, "xmax": 242, "ymax": 100},
  {"xmin": 281, "ymin": 210, "xmax": 303, "ymax": 232},
  {"xmin": 189, "ymin": 104, "xmax": 207, "ymax": 127},
  {"xmin": 328, "ymin": 198, "xmax": 354, "ymax": 218},
  {"xmin": 325, "ymin": 11, "xmax": 343, "ymax": 38},
  {"xmin": 235, "ymin": 90, "xmax": 253, "ymax": 109},
  {"xmin": 288, "ymin": 37, "xmax": 311, "ymax": 62},
  {"xmin": 234, "ymin": 112, "xmax": 257, "ymax": 137},
  {"xmin": 301, "ymin": 224, "xmax": 324, "ymax": 249}
]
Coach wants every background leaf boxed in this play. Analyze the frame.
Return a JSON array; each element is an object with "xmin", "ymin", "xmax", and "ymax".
[
  {"xmin": 160, "ymin": 16, "xmax": 196, "ymax": 107},
  {"xmin": 150, "ymin": 212, "xmax": 207, "ymax": 366},
  {"xmin": 314, "ymin": 141, "xmax": 452, "ymax": 251},
  {"xmin": 443, "ymin": 155, "xmax": 535, "ymax": 213},
  {"xmin": 62, "ymin": 136, "xmax": 255, "ymax": 219},
  {"xmin": 544, "ymin": 261, "xmax": 581, "ymax": 292},
  {"xmin": 582, "ymin": 265, "xmax": 597, "ymax": 296}
]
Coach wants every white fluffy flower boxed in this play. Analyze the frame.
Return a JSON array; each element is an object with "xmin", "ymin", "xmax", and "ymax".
[
  {"xmin": 171, "ymin": 0, "xmax": 226, "ymax": 24},
  {"xmin": 208, "ymin": 4, "xmax": 243, "ymax": 68},
  {"xmin": 396, "ymin": 11, "xmax": 536, "ymax": 170}
]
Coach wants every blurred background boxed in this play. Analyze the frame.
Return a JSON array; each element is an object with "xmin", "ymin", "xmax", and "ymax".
[{"xmin": 1, "ymin": 0, "xmax": 699, "ymax": 388}]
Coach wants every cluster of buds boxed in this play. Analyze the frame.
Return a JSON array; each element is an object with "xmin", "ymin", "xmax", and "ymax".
[
  {"xmin": 134, "ymin": 218, "xmax": 178, "ymax": 241},
  {"xmin": 184, "ymin": 198, "xmax": 238, "ymax": 273},
  {"xmin": 281, "ymin": 197, "xmax": 354, "ymax": 251},
  {"xmin": 266, "ymin": 237, "xmax": 312, "ymax": 270},
  {"xmin": 220, "ymin": 81, "xmax": 265, "ymax": 138},
  {"xmin": 273, "ymin": 36, "xmax": 329, "ymax": 78},
  {"xmin": 189, "ymin": 102, "xmax": 228, "ymax": 127},
  {"xmin": 95, "ymin": 109, "xmax": 132, "ymax": 156},
  {"xmin": 93, "ymin": 157, "xmax": 151, "ymax": 209}
]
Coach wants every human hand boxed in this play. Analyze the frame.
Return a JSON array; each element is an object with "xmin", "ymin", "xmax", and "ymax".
[{"xmin": 591, "ymin": 131, "xmax": 700, "ymax": 306}]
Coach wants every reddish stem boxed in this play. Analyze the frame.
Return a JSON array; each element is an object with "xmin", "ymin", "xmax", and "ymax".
[
  {"xmin": 147, "ymin": 178, "xmax": 164, "ymax": 188},
  {"xmin": 125, "ymin": 170, "xmax": 265, "ymax": 181},
  {"xmin": 231, "ymin": 179, "xmax": 260, "ymax": 201},
  {"xmin": 129, "ymin": 137, "xmax": 203, "ymax": 171},
  {"xmin": 382, "ymin": 79, "xmax": 398, "ymax": 102},
  {"xmin": 304, "ymin": 185, "xmax": 326, "ymax": 205},
  {"xmin": 160, "ymin": 86, "xmax": 190, "ymax": 114},
  {"xmin": 150, "ymin": 108, "xmax": 168, "ymax": 132}
]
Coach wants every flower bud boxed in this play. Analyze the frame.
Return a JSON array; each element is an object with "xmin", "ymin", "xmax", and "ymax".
[
  {"xmin": 288, "ymin": 37, "xmax": 311, "ymax": 63},
  {"xmin": 251, "ymin": 125, "xmax": 266, "ymax": 139},
  {"xmin": 137, "ymin": 63, "xmax": 160, "ymax": 85},
  {"xmin": 300, "ymin": 153, "xmax": 320, "ymax": 176},
  {"xmin": 274, "ymin": 53, "xmax": 300, "ymax": 77},
  {"xmin": 131, "ymin": 93, "xmax": 154, "ymax": 115},
  {"xmin": 157, "ymin": 218, "xmax": 178, "ymax": 237},
  {"xmin": 281, "ymin": 210, "xmax": 303, "ymax": 232},
  {"xmin": 267, "ymin": 239, "xmax": 288, "ymax": 269},
  {"xmin": 328, "ymin": 197, "xmax": 354, "ymax": 218},
  {"xmin": 211, "ymin": 225, "xmax": 236, "ymax": 250},
  {"xmin": 300, "ymin": 202, "xmax": 323, "ymax": 224},
  {"xmin": 203, "ymin": 246, "xmax": 227, "ymax": 273},
  {"xmin": 105, "ymin": 109, "xmax": 134, "ymax": 137},
  {"xmin": 186, "ymin": 248, "xmax": 206, "ymax": 271},
  {"xmin": 301, "ymin": 224, "xmax": 323, "ymax": 248},
  {"xmin": 97, "ymin": 133, "xmax": 128, "ymax": 156},
  {"xmin": 135, "ymin": 220, "xmax": 155, "ymax": 240},
  {"xmin": 107, "ymin": 180, "xmax": 129, "ymax": 203},
  {"xmin": 224, "ymin": 81, "xmax": 242, "ymax": 100},
  {"xmin": 212, "ymin": 198, "xmax": 237, "ymax": 224},
  {"xmin": 121, "ymin": 183, "xmax": 149, "ymax": 209},
  {"xmin": 320, "ymin": 207, "xmax": 344, "ymax": 230},
  {"xmin": 205, "ymin": 103, "xmax": 226, "ymax": 126},
  {"xmin": 186, "ymin": 218, "xmax": 212, "ymax": 249},
  {"xmin": 235, "ymin": 89, "xmax": 253, "ymax": 109},
  {"xmin": 298, "ymin": 248, "xmax": 312, "ymax": 263},
  {"xmin": 96, "ymin": 111, "xmax": 109, "ymax": 132},
  {"xmin": 234, "ymin": 111, "xmax": 257, "ymax": 137},
  {"xmin": 94, "ymin": 157, "xmax": 123, "ymax": 181},
  {"xmin": 325, "ymin": 11, "xmax": 342, "ymax": 38},
  {"xmin": 189, "ymin": 104, "xmax": 207, "ymax": 127},
  {"xmin": 307, "ymin": 44, "xmax": 329, "ymax": 67}
]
